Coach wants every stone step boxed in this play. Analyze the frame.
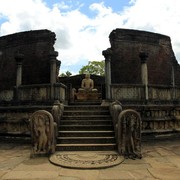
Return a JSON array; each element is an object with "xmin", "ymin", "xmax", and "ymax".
[
  {"xmin": 64, "ymin": 105, "xmax": 109, "ymax": 111},
  {"xmin": 57, "ymin": 136, "xmax": 116, "ymax": 144},
  {"xmin": 63, "ymin": 110, "xmax": 110, "ymax": 116},
  {"xmin": 62, "ymin": 115, "xmax": 111, "ymax": 120},
  {"xmin": 59, "ymin": 124, "xmax": 114, "ymax": 131},
  {"xmin": 69, "ymin": 101, "xmax": 102, "ymax": 106},
  {"xmin": 60, "ymin": 119, "xmax": 113, "ymax": 125},
  {"xmin": 56, "ymin": 104, "xmax": 116, "ymax": 151},
  {"xmin": 59, "ymin": 130, "xmax": 115, "ymax": 137},
  {"xmin": 56, "ymin": 143, "xmax": 117, "ymax": 151}
]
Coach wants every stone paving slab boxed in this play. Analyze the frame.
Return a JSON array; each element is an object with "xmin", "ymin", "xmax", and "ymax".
[
  {"xmin": 98, "ymin": 169, "xmax": 154, "ymax": 180},
  {"xmin": 143, "ymin": 157, "xmax": 177, "ymax": 169},
  {"xmin": 112, "ymin": 163, "xmax": 151, "ymax": 170},
  {"xmin": 13, "ymin": 158, "xmax": 59, "ymax": 171},
  {"xmin": 0, "ymin": 139, "xmax": 179, "ymax": 180},
  {"xmin": 59, "ymin": 169, "xmax": 100, "ymax": 180},
  {"xmin": 148, "ymin": 167, "xmax": 180, "ymax": 180},
  {"xmin": 166, "ymin": 155, "xmax": 180, "ymax": 168},
  {"xmin": 155, "ymin": 147, "xmax": 176, "ymax": 156},
  {"xmin": 170, "ymin": 145, "xmax": 180, "ymax": 156},
  {"xmin": 98, "ymin": 169, "xmax": 134, "ymax": 180},
  {"xmin": 0, "ymin": 171, "xmax": 9, "ymax": 179},
  {"xmin": 2, "ymin": 170, "xmax": 59, "ymax": 180}
]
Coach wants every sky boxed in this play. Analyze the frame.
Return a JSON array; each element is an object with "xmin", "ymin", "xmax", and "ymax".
[{"xmin": 0, "ymin": 0, "xmax": 180, "ymax": 75}]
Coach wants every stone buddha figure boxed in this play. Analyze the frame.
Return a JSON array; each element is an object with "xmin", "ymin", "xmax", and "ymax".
[{"xmin": 78, "ymin": 73, "xmax": 97, "ymax": 92}]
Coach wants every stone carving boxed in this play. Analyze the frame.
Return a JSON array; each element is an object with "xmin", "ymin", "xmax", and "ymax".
[
  {"xmin": 78, "ymin": 73, "xmax": 97, "ymax": 92},
  {"xmin": 109, "ymin": 101, "xmax": 141, "ymax": 159},
  {"xmin": 30, "ymin": 110, "xmax": 57, "ymax": 157},
  {"xmin": 74, "ymin": 73, "xmax": 101, "ymax": 100},
  {"xmin": 141, "ymin": 108, "xmax": 180, "ymax": 132},
  {"xmin": 109, "ymin": 100, "xmax": 122, "ymax": 134},
  {"xmin": 118, "ymin": 109, "xmax": 142, "ymax": 159},
  {"xmin": 49, "ymin": 151, "xmax": 124, "ymax": 169},
  {"xmin": 51, "ymin": 100, "xmax": 64, "ymax": 128}
]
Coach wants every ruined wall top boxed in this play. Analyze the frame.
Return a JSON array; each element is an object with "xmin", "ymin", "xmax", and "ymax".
[
  {"xmin": 108, "ymin": 28, "xmax": 180, "ymax": 85},
  {"xmin": 0, "ymin": 29, "xmax": 56, "ymax": 90},
  {"xmin": 109, "ymin": 28, "xmax": 171, "ymax": 47}
]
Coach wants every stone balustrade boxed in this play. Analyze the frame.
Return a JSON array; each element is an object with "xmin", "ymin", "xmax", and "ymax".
[
  {"xmin": 111, "ymin": 84, "xmax": 180, "ymax": 103},
  {"xmin": 0, "ymin": 83, "xmax": 66, "ymax": 105}
]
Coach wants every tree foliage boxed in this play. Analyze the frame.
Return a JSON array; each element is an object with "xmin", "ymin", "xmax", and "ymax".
[
  {"xmin": 79, "ymin": 60, "xmax": 105, "ymax": 76},
  {"xmin": 60, "ymin": 70, "xmax": 72, "ymax": 77}
]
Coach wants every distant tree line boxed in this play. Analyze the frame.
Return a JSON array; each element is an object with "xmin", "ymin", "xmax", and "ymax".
[{"xmin": 60, "ymin": 60, "xmax": 105, "ymax": 77}]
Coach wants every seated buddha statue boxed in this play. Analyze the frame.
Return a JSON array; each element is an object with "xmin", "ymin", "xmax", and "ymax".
[{"xmin": 78, "ymin": 73, "xmax": 97, "ymax": 92}]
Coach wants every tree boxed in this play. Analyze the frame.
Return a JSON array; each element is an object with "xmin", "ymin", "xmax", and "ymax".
[
  {"xmin": 60, "ymin": 71, "xmax": 72, "ymax": 77},
  {"xmin": 79, "ymin": 60, "xmax": 105, "ymax": 76}
]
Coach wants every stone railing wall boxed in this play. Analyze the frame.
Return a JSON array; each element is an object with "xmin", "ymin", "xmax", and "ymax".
[
  {"xmin": 0, "ymin": 89, "xmax": 14, "ymax": 102},
  {"xmin": 54, "ymin": 83, "xmax": 66, "ymax": 102},
  {"xmin": 123, "ymin": 105, "xmax": 180, "ymax": 136},
  {"xmin": 111, "ymin": 84, "xmax": 144, "ymax": 101},
  {"xmin": 111, "ymin": 84, "xmax": 180, "ymax": 103},
  {"xmin": 0, "ymin": 83, "xmax": 66, "ymax": 105},
  {"xmin": 17, "ymin": 84, "xmax": 51, "ymax": 102},
  {"xmin": 148, "ymin": 85, "xmax": 174, "ymax": 101}
]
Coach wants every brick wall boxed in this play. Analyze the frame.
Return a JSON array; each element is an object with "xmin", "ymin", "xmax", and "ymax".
[
  {"xmin": 0, "ymin": 29, "xmax": 56, "ymax": 90},
  {"xmin": 109, "ymin": 28, "xmax": 180, "ymax": 85}
]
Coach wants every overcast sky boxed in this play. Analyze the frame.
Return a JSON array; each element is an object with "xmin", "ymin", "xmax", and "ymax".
[{"xmin": 0, "ymin": 0, "xmax": 180, "ymax": 75}]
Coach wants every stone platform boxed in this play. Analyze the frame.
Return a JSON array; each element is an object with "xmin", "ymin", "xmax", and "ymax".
[{"xmin": 0, "ymin": 138, "xmax": 180, "ymax": 179}]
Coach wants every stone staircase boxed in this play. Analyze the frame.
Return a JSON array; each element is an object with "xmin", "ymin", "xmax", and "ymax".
[{"xmin": 56, "ymin": 104, "xmax": 117, "ymax": 151}]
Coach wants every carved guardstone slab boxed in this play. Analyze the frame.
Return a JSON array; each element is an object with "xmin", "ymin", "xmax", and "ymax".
[{"xmin": 30, "ymin": 110, "xmax": 56, "ymax": 157}]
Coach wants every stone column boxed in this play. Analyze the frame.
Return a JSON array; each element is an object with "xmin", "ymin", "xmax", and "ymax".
[
  {"xmin": 56, "ymin": 59, "xmax": 61, "ymax": 81},
  {"xmin": 139, "ymin": 52, "xmax": 149, "ymax": 101},
  {"xmin": 171, "ymin": 55, "xmax": 176, "ymax": 100},
  {"xmin": 102, "ymin": 48, "xmax": 112, "ymax": 99},
  {"xmin": 49, "ymin": 51, "xmax": 58, "ymax": 100},
  {"xmin": 15, "ymin": 52, "xmax": 24, "ymax": 87}
]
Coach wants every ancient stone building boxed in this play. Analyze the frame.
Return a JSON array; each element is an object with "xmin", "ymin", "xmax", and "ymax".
[
  {"xmin": 0, "ymin": 29, "xmax": 65, "ymax": 139},
  {"xmin": 0, "ymin": 30, "xmax": 63, "ymax": 104},
  {"xmin": 108, "ymin": 28, "xmax": 180, "ymax": 85},
  {"xmin": 0, "ymin": 28, "xmax": 179, "ymax": 148},
  {"xmin": 103, "ymin": 28, "xmax": 180, "ymax": 103},
  {"xmin": 0, "ymin": 29, "xmax": 57, "ymax": 90},
  {"xmin": 101, "ymin": 28, "xmax": 180, "ymax": 140}
]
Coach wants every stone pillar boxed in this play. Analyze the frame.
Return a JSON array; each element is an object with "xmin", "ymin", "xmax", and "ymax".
[
  {"xmin": 102, "ymin": 48, "xmax": 112, "ymax": 99},
  {"xmin": 15, "ymin": 52, "xmax": 24, "ymax": 87},
  {"xmin": 49, "ymin": 51, "xmax": 58, "ymax": 100},
  {"xmin": 56, "ymin": 59, "xmax": 61, "ymax": 81},
  {"xmin": 139, "ymin": 52, "xmax": 149, "ymax": 101},
  {"xmin": 171, "ymin": 55, "xmax": 176, "ymax": 100}
]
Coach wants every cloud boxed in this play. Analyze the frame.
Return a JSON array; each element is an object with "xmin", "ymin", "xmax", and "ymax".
[
  {"xmin": 0, "ymin": 0, "xmax": 180, "ymax": 74},
  {"xmin": 122, "ymin": 0, "xmax": 180, "ymax": 59}
]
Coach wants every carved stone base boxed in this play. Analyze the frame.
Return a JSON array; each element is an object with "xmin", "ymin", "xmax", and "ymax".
[{"xmin": 75, "ymin": 92, "xmax": 101, "ymax": 100}]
